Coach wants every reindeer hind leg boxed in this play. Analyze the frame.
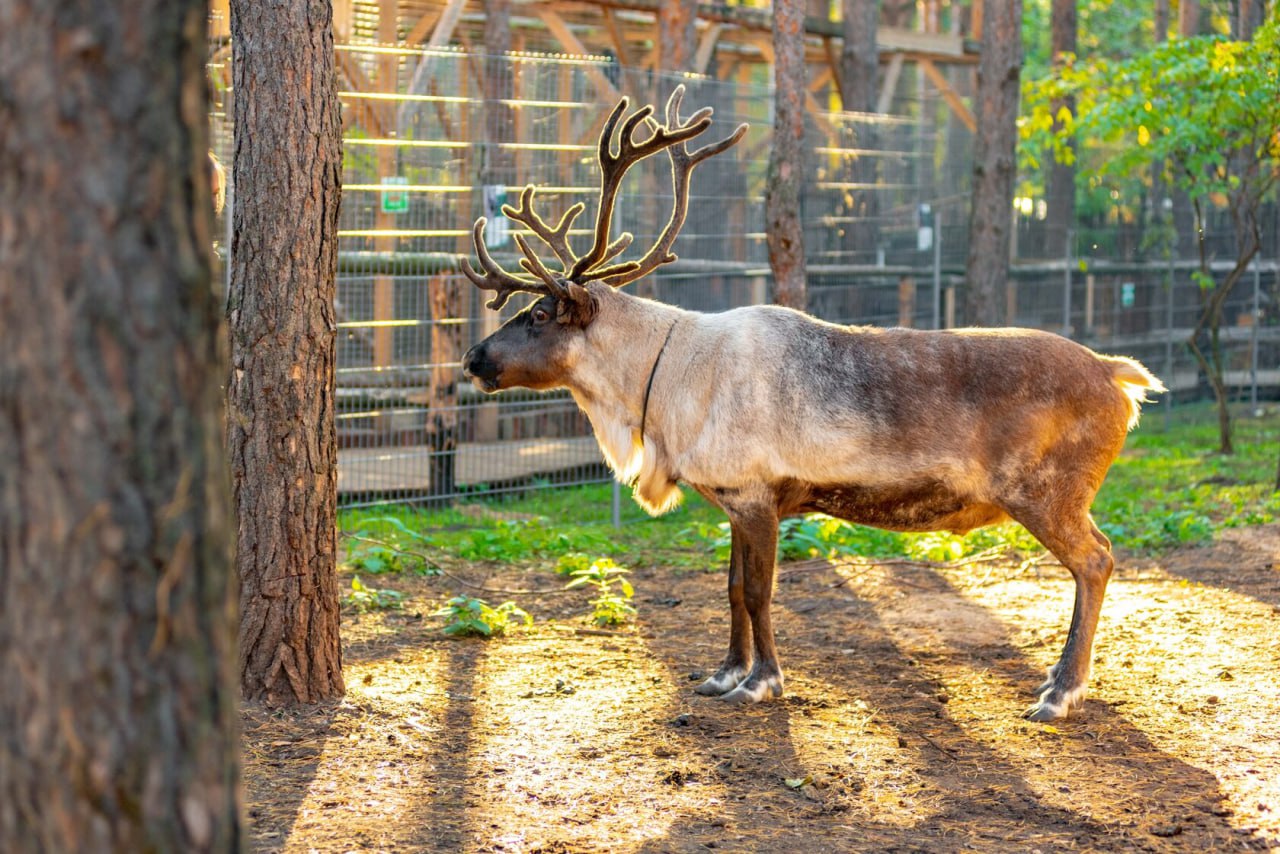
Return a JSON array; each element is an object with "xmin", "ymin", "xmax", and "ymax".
[{"xmin": 1010, "ymin": 509, "xmax": 1115, "ymax": 721}]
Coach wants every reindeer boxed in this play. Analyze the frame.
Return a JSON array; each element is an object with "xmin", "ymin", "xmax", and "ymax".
[{"xmin": 460, "ymin": 88, "xmax": 1164, "ymax": 721}]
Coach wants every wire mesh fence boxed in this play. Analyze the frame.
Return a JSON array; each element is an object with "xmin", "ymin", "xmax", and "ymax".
[{"xmin": 207, "ymin": 39, "xmax": 1278, "ymax": 522}]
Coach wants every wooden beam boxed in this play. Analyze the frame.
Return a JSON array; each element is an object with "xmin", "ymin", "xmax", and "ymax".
[
  {"xmin": 876, "ymin": 52, "xmax": 905, "ymax": 114},
  {"xmin": 533, "ymin": 8, "xmax": 622, "ymax": 100},
  {"xmin": 426, "ymin": 0, "xmax": 467, "ymax": 49},
  {"xmin": 823, "ymin": 36, "xmax": 845, "ymax": 105},
  {"xmin": 745, "ymin": 32, "xmax": 838, "ymax": 144},
  {"xmin": 808, "ymin": 66, "xmax": 833, "ymax": 94},
  {"xmin": 693, "ymin": 22, "xmax": 724, "ymax": 75},
  {"xmin": 565, "ymin": 0, "xmax": 978, "ymax": 60},
  {"xmin": 336, "ymin": 52, "xmax": 387, "ymax": 137},
  {"xmin": 920, "ymin": 57, "xmax": 976, "ymax": 131},
  {"xmin": 601, "ymin": 7, "xmax": 636, "ymax": 68},
  {"xmin": 403, "ymin": 9, "xmax": 442, "ymax": 45}
]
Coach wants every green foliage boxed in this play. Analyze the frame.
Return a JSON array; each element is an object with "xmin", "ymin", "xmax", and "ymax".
[
  {"xmin": 434, "ymin": 596, "xmax": 532, "ymax": 638},
  {"xmin": 564, "ymin": 557, "xmax": 636, "ymax": 626},
  {"xmin": 342, "ymin": 513, "xmax": 438, "ymax": 575},
  {"xmin": 1091, "ymin": 406, "xmax": 1280, "ymax": 549},
  {"xmin": 337, "ymin": 405, "xmax": 1278, "ymax": 585},
  {"xmin": 1022, "ymin": 18, "xmax": 1280, "ymax": 205},
  {"xmin": 457, "ymin": 518, "xmax": 613, "ymax": 562},
  {"xmin": 344, "ymin": 576, "xmax": 406, "ymax": 613}
]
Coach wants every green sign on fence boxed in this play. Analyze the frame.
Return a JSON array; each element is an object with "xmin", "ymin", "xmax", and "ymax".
[{"xmin": 381, "ymin": 176, "xmax": 409, "ymax": 214}]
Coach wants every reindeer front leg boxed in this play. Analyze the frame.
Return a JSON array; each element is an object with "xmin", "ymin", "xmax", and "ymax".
[
  {"xmin": 694, "ymin": 523, "xmax": 754, "ymax": 696},
  {"xmin": 696, "ymin": 504, "xmax": 784, "ymax": 703}
]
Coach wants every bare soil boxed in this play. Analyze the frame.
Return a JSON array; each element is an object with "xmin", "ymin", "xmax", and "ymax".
[{"xmin": 244, "ymin": 525, "xmax": 1280, "ymax": 852}]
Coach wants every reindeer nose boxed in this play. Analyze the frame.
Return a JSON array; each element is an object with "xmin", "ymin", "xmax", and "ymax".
[
  {"xmin": 463, "ymin": 343, "xmax": 499, "ymax": 388},
  {"xmin": 462, "ymin": 344, "xmax": 483, "ymax": 376}
]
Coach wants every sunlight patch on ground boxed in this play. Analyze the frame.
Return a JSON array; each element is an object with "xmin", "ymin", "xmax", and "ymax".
[
  {"xmin": 283, "ymin": 648, "xmax": 449, "ymax": 851},
  {"xmin": 781, "ymin": 669, "xmax": 945, "ymax": 830},
  {"xmin": 459, "ymin": 629, "xmax": 696, "ymax": 852},
  {"xmin": 935, "ymin": 568, "xmax": 1278, "ymax": 842}
]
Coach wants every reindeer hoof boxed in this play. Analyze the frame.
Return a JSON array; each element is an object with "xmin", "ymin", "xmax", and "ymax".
[
  {"xmin": 1025, "ymin": 683, "xmax": 1087, "ymax": 721},
  {"xmin": 1023, "ymin": 700, "xmax": 1067, "ymax": 722},
  {"xmin": 695, "ymin": 666, "xmax": 748, "ymax": 697},
  {"xmin": 719, "ymin": 676, "xmax": 783, "ymax": 705}
]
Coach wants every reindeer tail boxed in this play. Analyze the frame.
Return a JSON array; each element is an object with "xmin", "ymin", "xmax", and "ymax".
[{"xmin": 1103, "ymin": 355, "xmax": 1166, "ymax": 429}]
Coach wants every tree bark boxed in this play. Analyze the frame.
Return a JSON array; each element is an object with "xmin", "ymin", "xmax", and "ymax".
[
  {"xmin": 841, "ymin": 0, "xmax": 880, "ymax": 261},
  {"xmin": 230, "ymin": 0, "xmax": 345, "ymax": 706},
  {"xmin": 965, "ymin": 0, "xmax": 1023, "ymax": 325},
  {"xmin": 0, "ymin": 1, "xmax": 240, "ymax": 849},
  {"xmin": 767, "ymin": 0, "xmax": 810, "ymax": 310},
  {"xmin": 1044, "ymin": 0, "xmax": 1076, "ymax": 259},
  {"xmin": 658, "ymin": 0, "xmax": 699, "ymax": 71},
  {"xmin": 1179, "ymin": 0, "xmax": 1201, "ymax": 36}
]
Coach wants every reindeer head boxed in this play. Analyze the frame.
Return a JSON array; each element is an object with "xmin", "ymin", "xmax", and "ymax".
[{"xmin": 461, "ymin": 87, "xmax": 746, "ymax": 393}]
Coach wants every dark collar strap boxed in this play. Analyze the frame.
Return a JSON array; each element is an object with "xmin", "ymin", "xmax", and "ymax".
[{"xmin": 640, "ymin": 319, "xmax": 678, "ymax": 443}]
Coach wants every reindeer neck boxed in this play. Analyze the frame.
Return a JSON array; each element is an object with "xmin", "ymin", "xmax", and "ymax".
[{"xmin": 566, "ymin": 288, "xmax": 685, "ymax": 478}]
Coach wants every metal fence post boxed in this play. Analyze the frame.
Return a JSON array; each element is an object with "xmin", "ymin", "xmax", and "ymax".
[
  {"xmin": 1250, "ymin": 259, "xmax": 1261, "ymax": 407},
  {"xmin": 1062, "ymin": 229, "xmax": 1073, "ymax": 337},
  {"xmin": 1164, "ymin": 243, "xmax": 1175, "ymax": 432},
  {"xmin": 612, "ymin": 478, "xmax": 622, "ymax": 529},
  {"xmin": 932, "ymin": 213, "xmax": 942, "ymax": 330}
]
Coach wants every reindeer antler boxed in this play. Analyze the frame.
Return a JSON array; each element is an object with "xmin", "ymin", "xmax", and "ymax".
[{"xmin": 463, "ymin": 85, "xmax": 748, "ymax": 310}]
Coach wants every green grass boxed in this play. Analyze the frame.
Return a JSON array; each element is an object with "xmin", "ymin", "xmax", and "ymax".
[{"xmin": 338, "ymin": 403, "xmax": 1280, "ymax": 575}]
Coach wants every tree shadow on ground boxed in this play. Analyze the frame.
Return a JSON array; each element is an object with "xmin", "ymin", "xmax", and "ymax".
[
  {"xmin": 629, "ymin": 560, "xmax": 1261, "ymax": 852},
  {"xmin": 1157, "ymin": 525, "xmax": 1280, "ymax": 611}
]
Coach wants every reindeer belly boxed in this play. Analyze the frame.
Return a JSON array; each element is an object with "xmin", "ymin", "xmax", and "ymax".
[{"xmin": 794, "ymin": 481, "xmax": 1009, "ymax": 534}]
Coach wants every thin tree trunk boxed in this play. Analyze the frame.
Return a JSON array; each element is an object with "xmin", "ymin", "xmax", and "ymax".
[
  {"xmin": 767, "ymin": 0, "xmax": 810, "ymax": 310},
  {"xmin": 0, "ymin": 1, "xmax": 239, "ymax": 849},
  {"xmin": 1044, "ymin": 0, "xmax": 1076, "ymax": 259},
  {"xmin": 841, "ymin": 0, "xmax": 880, "ymax": 262},
  {"xmin": 965, "ymin": 0, "xmax": 1023, "ymax": 325},
  {"xmin": 1179, "ymin": 0, "xmax": 1201, "ymax": 36},
  {"xmin": 428, "ymin": 276, "xmax": 466, "ymax": 502},
  {"xmin": 230, "ymin": 0, "xmax": 346, "ymax": 705},
  {"xmin": 658, "ymin": 0, "xmax": 699, "ymax": 71}
]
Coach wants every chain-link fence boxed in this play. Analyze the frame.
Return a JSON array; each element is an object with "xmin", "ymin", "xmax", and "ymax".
[{"xmin": 207, "ymin": 40, "xmax": 1278, "ymax": 520}]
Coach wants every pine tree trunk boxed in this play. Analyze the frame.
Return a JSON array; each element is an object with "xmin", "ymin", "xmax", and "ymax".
[
  {"xmin": 965, "ymin": 0, "xmax": 1023, "ymax": 325},
  {"xmin": 658, "ymin": 0, "xmax": 699, "ymax": 71},
  {"xmin": 230, "ymin": 0, "xmax": 345, "ymax": 706},
  {"xmin": 1044, "ymin": 0, "xmax": 1076, "ymax": 259},
  {"xmin": 767, "ymin": 0, "xmax": 810, "ymax": 310},
  {"xmin": 0, "ymin": 1, "xmax": 240, "ymax": 849}
]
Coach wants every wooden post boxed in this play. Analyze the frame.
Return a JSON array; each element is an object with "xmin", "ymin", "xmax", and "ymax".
[
  {"xmin": 898, "ymin": 275, "xmax": 916, "ymax": 327},
  {"xmin": 427, "ymin": 274, "xmax": 465, "ymax": 502},
  {"xmin": 372, "ymin": 3, "xmax": 399, "ymax": 375},
  {"xmin": 944, "ymin": 285, "xmax": 956, "ymax": 328}
]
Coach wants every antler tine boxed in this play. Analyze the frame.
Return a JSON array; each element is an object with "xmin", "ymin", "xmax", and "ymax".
[
  {"xmin": 463, "ymin": 218, "xmax": 553, "ymax": 311},
  {"xmin": 569, "ymin": 95, "xmax": 717, "ymax": 281},
  {"xmin": 599, "ymin": 86, "xmax": 749, "ymax": 288},
  {"xmin": 513, "ymin": 233, "xmax": 569, "ymax": 297},
  {"xmin": 501, "ymin": 185, "xmax": 585, "ymax": 272}
]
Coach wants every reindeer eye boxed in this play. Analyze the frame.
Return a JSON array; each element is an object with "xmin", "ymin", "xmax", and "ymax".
[{"xmin": 531, "ymin": 306, "xmax": 551, "ymax": 324}]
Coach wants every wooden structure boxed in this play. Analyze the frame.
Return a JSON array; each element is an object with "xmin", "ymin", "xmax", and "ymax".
[{"xmin": 213, "ymin": 0, "xmax": 981, "ymax": 130}]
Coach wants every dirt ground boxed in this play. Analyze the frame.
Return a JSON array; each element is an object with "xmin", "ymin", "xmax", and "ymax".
[{"xmin": 244, "ymin": 525, "xmax": 1280, "ymax": 852}]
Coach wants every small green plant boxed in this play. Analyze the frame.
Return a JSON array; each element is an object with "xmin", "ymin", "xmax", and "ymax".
[
  {"xmin": 343, "ymin": 575, "xmax": 406, "ymax": 613},
  {"xmin": 554, "ymin": 552, "xmax": 593, "ymax": 576},
  {"xmin": 434, "ymin": 596, "xmax": 532, "ymax": 637},
  {"xmin": 342, "ymin": 514, "xmax": 439, "ymax": 575},
  {"xmin": 565, "ymin": 557, "xmax": 636, "ymax": 626}
]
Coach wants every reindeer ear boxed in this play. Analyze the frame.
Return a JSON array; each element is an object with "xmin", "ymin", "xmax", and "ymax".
[{"xmin": 557, "ymin": 282, "xmax": 598, "ymax": 325}]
